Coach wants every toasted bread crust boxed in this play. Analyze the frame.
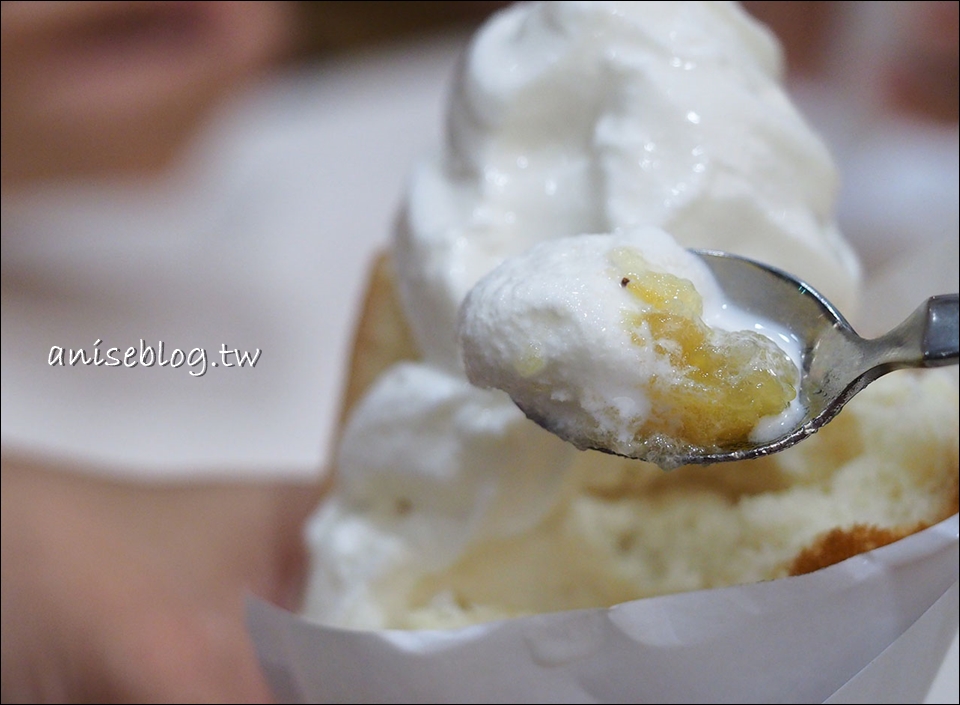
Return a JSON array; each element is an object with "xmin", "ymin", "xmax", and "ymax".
[
  {"xmin": 338, "ymin": 250, "xmax": 420, "ymax": 425},
  {"xmin": 789, "ymin": 487, "xmax": 959, "ymax": 576}
]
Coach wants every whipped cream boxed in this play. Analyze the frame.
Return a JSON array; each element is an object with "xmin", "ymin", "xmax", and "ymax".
[
  {"xmin": 304, "ymin": 1, "xmax": 866, "ymax": 629},
  {"xmin": 396, "ymin": 0, "xmax": 860, "ymax": 373},
  {"xmin": 458, "ymin": 227, "xmax": 804, "ymax": 466},
  {"xmin": 305, "ymin": 362, "xmax": 574, "ymax": 626}
]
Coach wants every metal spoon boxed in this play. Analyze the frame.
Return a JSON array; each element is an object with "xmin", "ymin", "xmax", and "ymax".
[{"xmin": 526, "ymin": 250, "xmax": 959, "ymax": 467}]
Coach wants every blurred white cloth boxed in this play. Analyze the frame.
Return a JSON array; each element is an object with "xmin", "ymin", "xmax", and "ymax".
[{"xmin": 1, "ymin": 35, "xmax": 465, "ymax": 480}]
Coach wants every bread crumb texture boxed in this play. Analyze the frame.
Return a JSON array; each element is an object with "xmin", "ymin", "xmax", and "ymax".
[{"xmin": 391, "ymin": 370, "xmax": 958, "ymax": 628}]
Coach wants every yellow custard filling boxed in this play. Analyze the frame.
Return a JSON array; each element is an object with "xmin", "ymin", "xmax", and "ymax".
[{"xmin": 611, "ymin": 248, "xmax": 799, "ymax": 450}]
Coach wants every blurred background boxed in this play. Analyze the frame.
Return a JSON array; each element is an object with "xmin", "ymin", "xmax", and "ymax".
[
  {"xmin": 3, "ymin": 2, "xmax": 956, "ymax": 186},
  {"xmin": 1, "ymin": 2, "xmax": 956, "ymax": 702}
]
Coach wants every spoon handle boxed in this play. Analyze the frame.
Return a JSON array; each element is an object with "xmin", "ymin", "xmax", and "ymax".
[
  {"xmin": 869, "ymin": 293, "xmax": 959, "ymax": 371},
  {"xmin": 922, "ymin": 293, "xmax": 959, "ymax": 366}
]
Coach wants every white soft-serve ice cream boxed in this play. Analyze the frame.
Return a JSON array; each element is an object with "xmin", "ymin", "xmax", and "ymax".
[{"xmin": 303, "ymin": 1, "xmax": 958, "ymax": 630}]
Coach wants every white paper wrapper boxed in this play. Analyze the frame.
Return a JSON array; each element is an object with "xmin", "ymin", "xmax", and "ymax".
[{"xmin": 249, "ymin": 515, "xmax": 957, "ymax": 703}]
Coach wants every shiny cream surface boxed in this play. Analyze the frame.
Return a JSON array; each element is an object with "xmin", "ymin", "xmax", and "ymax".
[
  {"xmin": 458, "ymin": 228, "xmax": 804, "ymax": 467},
  {"xmin": 303, "ymin": 1, "xmax": 864, "ymax": 629}
]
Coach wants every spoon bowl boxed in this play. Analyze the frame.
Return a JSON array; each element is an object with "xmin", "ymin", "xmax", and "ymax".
[{"xmin": 559, "ymin": 250, "xmax": 959, "ymax": 466}]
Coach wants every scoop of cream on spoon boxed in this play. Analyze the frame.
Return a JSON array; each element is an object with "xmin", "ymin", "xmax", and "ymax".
[{"xmin": 457, "ymin": 228, "xmax": 958, "ymax": 470}]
